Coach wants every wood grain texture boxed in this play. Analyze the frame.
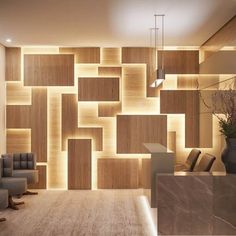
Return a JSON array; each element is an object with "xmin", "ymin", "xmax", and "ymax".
[
  {"xmin": 160, "ymin": 90, "xmax": 200, "ymax": 147},
  {"xmin": 7, "ymin": 129, "xmax": 31, "ymax": 153},
  {"xmin": 117, "ymin": 115, "xmax": 167, "ymax": 153},
  {"xmin": 98, "ymin": 102, "xmax": 121, "ymax": 117},
  {"xmin": 98, "ymin": 67, "xmax": 122, "ymax": 76},
  {"xmin": 24, "ymin": 54, "xmax": 74, "ymax": 86},
  {"xmin": 158, "ymin": 50, "xmax": 199, "ymax": 74},
  {"xmin": 101, "ymin": 48, "xmax": 121, "ymax": 65},
  {"xmin": 141, "ymin": 158, "xmax": 151, "ymax": 189},
  {"xmin": 59, "ymin": 47, "xmax": 100, "ymax": 63},
  {"xmin": 78, "ymin": 77, "xmax": 120, "ymax": 101},
  {"xmin": 97, "ymin": 158, "xmax": 139, "ymax": 189},
  {"xmin": 6, "ymin": 82, "xmax": 31, "ymax": 105},
  {"xmin": 6, "ymin": 106, "xmax": 32, "ymax": 128},
  {"xmin": 61, "ymin": 94, "xmax": 103, "ymax": 151},
  {"xmin": 177, "ymin": 76, "xmax": 198, "ymax": 89},
  {"xmin": 122, "ymin": 47, "xmax": 158, "ymax": 97},
  {"xmin": 5, "ymin": 47, "xmax": 21, "ymax": 81},
  {"xmin": 168, "ymin": 131, "xmax": 176, "ymax": 153},
  {"xmin": 28, "ymin": 165, "xmax": 47, "ymax": 189},
  {"xmin": 201, "ymin": 15, "xmax": 236, "ymax": 58},
  {"xmin": 31, "ymin": 88, "xmax": 47, "ymax": 162},
  {"xmin": 68, "ymin": 139, "xmax": 91, "ymax": 190}
]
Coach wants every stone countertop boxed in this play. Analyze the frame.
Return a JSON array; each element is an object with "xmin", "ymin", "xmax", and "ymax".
[{"xmin": 143, "ymin": 143, "xmax": 173, "ymax": 154}]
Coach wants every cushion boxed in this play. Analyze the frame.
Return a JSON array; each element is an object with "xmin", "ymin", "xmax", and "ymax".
[
  {"xmin": 0, "ymin": 189, "xmax": 8, "ymax": 209},
  {"xmin": 1, "ymin": 177, "xmax": 27, "ymax": 196},
  {"xmin": 13, "ymin": 169, "xmax": 39, "ymax": 185}
]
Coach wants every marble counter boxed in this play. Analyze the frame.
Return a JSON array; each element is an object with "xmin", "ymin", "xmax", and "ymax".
[{"xmin": 156, "ymin": 172, "xmax": 236, "ymax": 235}]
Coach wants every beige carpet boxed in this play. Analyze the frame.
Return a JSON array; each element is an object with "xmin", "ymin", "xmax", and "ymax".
[{"xmin": 0, "ymin": 190, "xmax": 155, "ymax": 236}]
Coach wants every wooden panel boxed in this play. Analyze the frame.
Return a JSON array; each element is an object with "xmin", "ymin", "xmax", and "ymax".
[
  {"xmin": 122, "ymin": 47, "xmax": 158, "ymax": 97},
  {"xmin": 201, "ymin": 15, "xmax": 236, "ymax": 58},
  {"xmin": 68, "ymin": 139, "xmax": 91, "ymax": 189},
  {"xmin": 61, "ymin": 94, "xmax": 103, "ymax": 151},
  {"xmin": 59, "ymin": 47, "xmax": 100, "ymax": 63},
  {"xmin": 78, "ymin": 77, "xmax": 119, "ymax": 101},
  {"xmin": 97, "ymin": 158, "xmax": 139, "ymax": 189},
  {"xmin": 141, "ymin": 158, "xmax": 151, "ymax": 189},
  {"xmin": 98, "ymin": 102, "xmax": 121, "ymax": 117},
  {"xmin": 31, "ymin": 88, "xmax": 47, "ymax": 162},
  {"xmin": 6, "ymin": 82, "xmax": 31, "ymax": 105},
  {"xmin": 101, "ymin": 48, "xmax": 121, "ymax": 65},
  {"xmin": 28, "ymin": 165, "xmax": 47, "ymax": 189},
  {"xmin": 117, "ymin": 115, "xmax": 167, "ymax": 153},
  {"xmin": 158, "ymin": 50, "xmax": 199, "ymax": 74},
  {"xmin": 160, "ymin": 90, "xmax": 200, "ymax": 147},
  {"xmin": 5, "ymin": 47, "xmax": 21, "ymax": 81},
  {"xmin": 168, "ymin": 131, "xmax": 176, "ymax": 153},
  {"xmin": 6, "ymin": 106, "xmax": 31, "ymax": 128},
  {"xmin": 24, "ymin": 54, "xmax": 74, "ymax": 86},
  {"xmin": 98, "ymin": 67, "xmax": 122, "ymax": 76},
  {"xmin": 7, "ymin": 129, "xmax": 31, "ymax": 153}
]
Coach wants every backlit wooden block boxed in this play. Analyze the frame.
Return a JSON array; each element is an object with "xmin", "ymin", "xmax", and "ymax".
[
  {"xmin": 117, "ymin": 115, "xmax": 167, "ymax": 153},
  {"xmin": 5, "ymin": 47, "xmax": 21, "ymax": 81},
  {"xmin": 158, "ymin": 50, "xmax": 199, "ymax": 74},
  {"xmin": 97, "ymin": 158, "xmax": 139, "ymax": 189},
  {"xmin": 78, "ymin": 77, "xmax": 119, "ymax": 101},
  {"xmin": 24, "ymin": 54, "xmax": 74, "ymax": 86},
  {"xmin": 101, "ymin": 48, "xmax": 121, "ymax": 65},
  {"xmin": 141, "ymin": 158, "xmax": 151, "ymax": 189},
  {"xmin": 98, "ymin": 102, "xmax": 121, "ymax": 117},
  {"xmin": 98, "ymin": 67, "xmax": 122, "ymax": 76},
  {"xmin": 68, "ymin": 139, "xmax": 91, "ymax": 189}
]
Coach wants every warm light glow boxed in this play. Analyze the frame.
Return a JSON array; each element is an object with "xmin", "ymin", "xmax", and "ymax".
[
  {"xmin": 150, "ymin": 79, "xmax": 164, "ymax": 87},
  {"xmin": 6, "ymin": 38, "xmax": 12, "ymax": 43}
]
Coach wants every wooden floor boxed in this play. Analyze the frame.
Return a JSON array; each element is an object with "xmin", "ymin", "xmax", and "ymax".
[{"xmin": 0, "ymin": 190, "xmax": 155, "ymax": 236}]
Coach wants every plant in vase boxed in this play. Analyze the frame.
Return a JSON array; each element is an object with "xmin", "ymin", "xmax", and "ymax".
[{"xmin": 200, "ymin": 84, "xmax": 236, "ymax": 173}]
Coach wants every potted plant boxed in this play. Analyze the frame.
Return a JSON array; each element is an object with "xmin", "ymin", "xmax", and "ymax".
[{"xmin": 201, "ymin": 86, "xmax": 236, "ymax": 173}]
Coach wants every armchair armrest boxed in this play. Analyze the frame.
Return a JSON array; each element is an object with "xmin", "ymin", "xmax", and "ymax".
[{"xmin": 1, "ymin": 154, "xmax": 13, "ymax": 177}]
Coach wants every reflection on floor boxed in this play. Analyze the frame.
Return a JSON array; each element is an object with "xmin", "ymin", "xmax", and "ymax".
[{"xmin": 0, "ymin": 190, "xmax": 157, "ymax": 236}]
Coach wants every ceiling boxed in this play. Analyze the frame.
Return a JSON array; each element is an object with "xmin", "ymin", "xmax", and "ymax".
[{"xmin": 0, "ymin": 0, "xmax": 236, "ymax": 47}]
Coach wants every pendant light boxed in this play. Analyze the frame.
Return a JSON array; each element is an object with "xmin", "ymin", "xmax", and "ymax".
[{"xmin": 150, "ymin": 14, "xmax": 165, "ymax": 88}]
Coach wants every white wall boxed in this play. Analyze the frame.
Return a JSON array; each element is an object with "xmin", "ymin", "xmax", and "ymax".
[{"xmin": 0, "ymin": 44, "xmax": 6, "ymax": 154}]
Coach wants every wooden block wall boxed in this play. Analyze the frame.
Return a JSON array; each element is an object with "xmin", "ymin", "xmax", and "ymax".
[
  {"xmin": 7, "ymin": 46, "xmax": 225, "ymax": 189},
  {"xmin": 28, "ymin": 165, "xmax": 47, "ymax": 189},
  {"xmin": 97, "ymin": 158, "xmax": 139, "ymax": 189},
  {"xmin": 68, "ymin": 139, "xmax": 91, "ymax": 189}
]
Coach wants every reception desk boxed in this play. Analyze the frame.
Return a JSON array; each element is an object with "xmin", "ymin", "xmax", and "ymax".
[
  {"xmin": 143, "ymin": 143, "xmax": 174, "ymax": 208},
  {"xmin": 156, "ymin": 172, "xmax": 236, "ymax": 235}
]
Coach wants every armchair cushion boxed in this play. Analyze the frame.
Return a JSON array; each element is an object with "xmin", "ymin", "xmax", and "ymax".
[
  {"xmin": 1, "ymin": 177, "xmax": 27, "ymax": 196},
  {"xmin": 13, "ymin": 153, "xmax": 36, "ymax": 170},
  {"xmin": 12, "ymin": 170, "xmax": 38, "ymax": 185},
  {"xmin": 0, "ymin": 189, "xmax": 8, "ymax": 209}
]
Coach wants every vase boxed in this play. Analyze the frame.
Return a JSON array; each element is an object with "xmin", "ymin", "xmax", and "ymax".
[{"xmin": 221, "ymin": 138, "xmax": 236, "ymax": 174}]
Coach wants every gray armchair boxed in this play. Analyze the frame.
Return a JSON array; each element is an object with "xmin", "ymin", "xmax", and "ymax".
[
  {"xmin": 2, "ymin": 153, "xmax": 39, "ymax": 195},
  {"xmin": 0, "ymin": 155, "xmax": 27, "ymax": 210}
]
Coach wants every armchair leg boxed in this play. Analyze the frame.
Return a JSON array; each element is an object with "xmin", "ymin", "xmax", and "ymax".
[
  {"xmin": 8, "ymin": 196, "xmax": 24, "ymax": 210},
  {"xmin": 0, "ymin": 218, "xmax": 6, "ymax": 222},
  {"xmin": 23, "ymin": 190, "xmax": 38, "ymax": 195}
]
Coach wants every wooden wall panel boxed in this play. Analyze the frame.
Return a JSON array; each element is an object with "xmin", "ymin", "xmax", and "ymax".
[
  {"xmin": 6, "ymin": 106, "xmax": 31, "ymax": 128},
  {"xmin": 24, "ymin": 54, "xmax": 74, "ymax": 86},
  {"xmin": 122, "ymin": 47, "xmax": 157, "ymax": 97},
  {"xmin": 28, "ymin": 165, "xmax": 47, "ymax": 189},
  {"xmin": 6, "ymin": 82, "xmax": 31, "ymax": 105},
  {"xmin": 31, "ymin": 89, "xmax": 47, "ymax": 162},
  {"xmin": 98, "ymin": 67, "xmax": 122, "ymax": 76},
  {"xmin": 98, "ymin": 102, "xmax": 121, "ymax": 117},
  {"xmin": 78, "ymin": 77, "xmax": 119, "ymax": 101},
  {"xmin": 5, "ymin": 47, "xmax": 21, "ymax": 81},
  {"xmin": 101, "ymin": 48, "xmax": 121, "ymax": 65},
  {"xmin": 177, "ymin": 76, "xmax": 198, "ymax": 89},
  {"xmin": 68, "ymin": 139, "xmax": 91, "ymax": 189},
  {"xmin": 61, "ymin": 94, "xmax": 103, "ymax": 151},
  {"xmin": 117, "ymin": 115, "xmax": 167, "ymax": 153},
  {"xmin": 160, "ymin": 90, "xmax": 200, "ymax": 147},
  {"xmin": 7, "ymin": 129, "xmax": 31, "ymax": 153},
  {"xmin": 59, "ymin": 47, "xmax": 100, "ymax": 63},
  {"xmin": 158, "ymin": 50, "xmax": 199, "ymax": 74},
  {"xmin": 201, "ymin": 15, "xmax": 236, "ymax": 59},
  {"xmin": 141, "ymin": 158, "xmax": 151, "ymax": 189},
  {"xmin": 97, "ymin": 158, "xmax": 139, "ymax": 189}
]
